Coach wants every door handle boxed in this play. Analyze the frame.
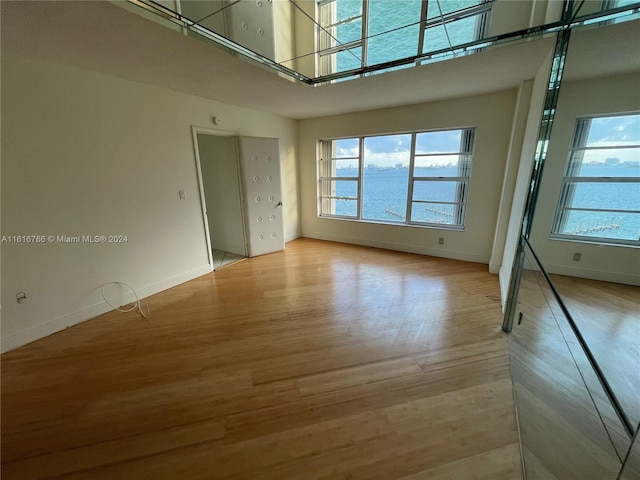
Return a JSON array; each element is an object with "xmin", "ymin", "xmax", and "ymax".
[{"xmin": 276, "ymin": 201, "xmax": 283, "ymax": 207}]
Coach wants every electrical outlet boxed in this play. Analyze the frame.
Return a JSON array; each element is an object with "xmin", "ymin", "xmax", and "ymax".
[
  {"xmin": 572, "ymin": 252, "xmax": 582, "ymax": 262},
  {"xmin": 438, "ymin": 237, "xmax": 445, "ymax": 245},
  {"xmin": 16, "ymin": 292, "xmax": 26, "ymax": 304}
]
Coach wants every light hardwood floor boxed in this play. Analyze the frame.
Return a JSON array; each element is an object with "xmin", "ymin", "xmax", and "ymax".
[
  {"xmin": 509, "ymin": 265, "xmax": 634, "ymax": 479},
  {"xmin": 549, "ymin": 274, "xmax": 640, "ymax": 429},
  {"xmin": 1, "ymin": 239, "xmax": 522, "ymax": 479},
  {"xmin": 212, "ymin": 249, "xmax": 246, "ymax": 270}
]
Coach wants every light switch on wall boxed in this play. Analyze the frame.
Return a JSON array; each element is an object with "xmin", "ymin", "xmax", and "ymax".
[{"xmin": 179, "ymin": 190, "xmax": 186, "ymax": 200}]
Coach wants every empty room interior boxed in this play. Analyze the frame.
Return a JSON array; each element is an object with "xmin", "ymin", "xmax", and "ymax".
[{"xmin": 1, "ymin": 1, "xmax": 639, "ymax": 478}]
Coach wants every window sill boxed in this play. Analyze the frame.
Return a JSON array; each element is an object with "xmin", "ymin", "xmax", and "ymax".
[
  {"xmin": 548, "ymin": 234, "xmax": 640, "ymax": 248},
  {"xmin": 318, "ymin": 215, "xmax": 465, "ymax": 231}
]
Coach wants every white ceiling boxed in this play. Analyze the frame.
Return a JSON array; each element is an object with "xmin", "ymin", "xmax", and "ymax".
[{"xmin": 2, "ymin": 1, "xmax": 638, "ymax": 120}]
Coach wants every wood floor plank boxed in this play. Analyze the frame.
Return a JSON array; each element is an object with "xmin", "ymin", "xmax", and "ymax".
[
  {"xmin": 297, "ymin": 356, "xmax": 423, "ymax": 397},
  {"xmin": 509, "ymin": 268, "xmax": 630, "ymax": 478},
  {"xmin": 1, "ymin": 239, "xmax": 521, "ymax": 479}
]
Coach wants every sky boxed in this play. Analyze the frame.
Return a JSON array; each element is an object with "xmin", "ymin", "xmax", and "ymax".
[
  {"xmin": 333, "ymin": 130, "xmax": 467, "ymax": 168},
  {"xmin": 332, "ymin": 114, "xmax": 640, "ymax": 169},
  {"xmin": 582, "ymin": 114, "xmax": 640, "ymax": 165}
]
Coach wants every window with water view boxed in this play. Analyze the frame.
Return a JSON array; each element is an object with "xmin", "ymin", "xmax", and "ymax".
[
  {"xmin": 317, "ymin": 0, "xmax": 491, "ymax": 76},
  {"xmin": 319, "ymin": 128, "xmax": 475, "ymax": 228},
  {"xmin": 552, "ymin": 113, "xmax": 640, "ymax": 245}
]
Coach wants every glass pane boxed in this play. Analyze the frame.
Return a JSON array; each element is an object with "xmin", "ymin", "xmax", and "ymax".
[
  {"xmin": 368, "ymin": 0, "xmax": 421, "ymax": 36},
  {"xmin": 549, "ymin": 272, "xmax": 640, "ymax": 438},
  {"xmin": 324, "ymin": 159, "xmax": 359, "ymax": 176},
  {"xmin": 362, "ymin": 134, "xmax": 411, "ymax": 222},
  {"xmin": 321, "ymin": 198, "xmax": 358, "ymax": 217},
  {"xmin": 410, "ymin": 202, "xmax": 457, "ymax": 224},
  {"xmin": 415, "ymin": 130, "xmax": 463, "ymax": 154},
  {"xmin": 320, "ymin": 179, "xmax": 357, "ymax": 196},
  {"xmin": 616, "ymin": 0, "xmax": 639, "ymax": 7},
  {"xmin": 445, "ymin": 16, "xmax": 480, "ymax": 46},
  {"xmin": 427, "ymin": 0, "xmax": 482, "ymax": 19},
  {"xmin": 412, "ymin": 180, "xmax": 460, "ymax": 203},
  {"xmin": 423, "ymin": 24, "xmax": 450, "ymax": 52},
  {"xmin": 335, "ymin": 0, "xmax": 362, "ymax": 23},
  {"xmin": 333, "ymin": 138, "xmax": 359, "ymax": 158},
  {"xmin": 423, "ymin": 17, "xmax": 480, "ymax": 52},
  {"xmin": 414, "ymin": 155, "xmax": 470, "ymax": 176},
  {"xmin": 336, "ymin": 18, "xmax": 362, "ymax": 44},
  {"xmin": 320, "ymin": 20, "xmax": 362, "ymax": 50},
  {"xmin": 320, "ymin": 179, "xmax": 358, "ymax": 217},
  {"xmin": 619, "ymin": 429, "xmax": 640, "ymax": 480},
  {"xmin": 571, "ymin": 148, "xmax": 640, "ymax": 175},
  {"xmin": 558, "ymin": 210, "xmax": 640, "ymax": 241},
  {"xmin": 366, "ymin": 0, "xmax": 421, "ymax": 65},
  {"xmin": 509, "ymin": 243, "xmax": 625, "ymax": 478},
  {"xmin": 335, "ymin": 46, "xmax": 363, "ymax": 72},
  {"xmin": 319, "ymin": 1, "xmax": 362, "ymax": 27},
  {"xmin": 585, "ymin": 114, "xmax": 640, "ymax": 147},
  {"xmin": 567, "ymin": 182, "xmax": 640, "ymax": 211},
  {"xmin": 367, "ymin": 25, "xmax": 420, "ymax": 65}
]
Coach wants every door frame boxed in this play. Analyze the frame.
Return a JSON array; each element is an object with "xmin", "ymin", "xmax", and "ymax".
[{"xmin": 191, "ymin": 125, "xmax": 248, "ymax": 271}]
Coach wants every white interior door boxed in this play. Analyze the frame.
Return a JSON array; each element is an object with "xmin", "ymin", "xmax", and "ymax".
[{"xmin": 238, "ymin": 136, "xmax": 284, "ymax": 257}]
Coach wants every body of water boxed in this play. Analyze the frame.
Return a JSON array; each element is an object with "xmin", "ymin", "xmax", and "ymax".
[
  {"xmin": 334, "ymin": 166, "xmax": 461, "ymax": 224},
  {"xmin": 333, "ymin": 164, "xmax": 640, "ymax": 241},
  {"xmin": 334, "ymin": 0, "xmax": 482, "ymax": 73},
  {"xmin": 327, "ymin": 2, "xmax": 639, "ymax": 242}
]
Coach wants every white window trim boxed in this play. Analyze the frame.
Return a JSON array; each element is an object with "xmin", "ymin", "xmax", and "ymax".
[
  {"xmin": 318, "ymin": 128, "xmax": 476, "ymax": 229},
  {"xmin": 550, "ymin": 112, "xmax": 640, "ymax": 247},
  {"xmin": 317, "ymin": 0, "xmax": 492, "ymax": 77}
]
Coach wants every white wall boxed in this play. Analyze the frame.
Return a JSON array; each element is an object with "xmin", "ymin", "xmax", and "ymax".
[
  {"xmin": 291, "ymin": 0, "xmax": 317, "ymax": 78},
  {"xmin": 273, "ymin": 0, "xmax": 295, "ymax": 65},
  {"xmin": 487, "ymin": 0, "xmax": 564, "ymax": 37},
  {"xmin": 179, "ymin": 0, "xmax": 227, "ymax": 36},
  {"xmin": 528, "ymin": 72, "xmax": 640, "ymax": 285},
  {"xmin": 298, "ymin": 90, "xmax": 518, "ymax": 264},
  {"xmin": 489, "ymin": 79, "xmax": 534, "ymax": 275},
  {"xmin": 225, "ymin": 1, "xmax": 276, "ymax": 60},
  {"xmin": 497, "ymin": 48, "xmax": 554, "ymax": 303},
  {"xmin": 197, "ymin": 134, "xmax": 246, "ymax": 256},
  {"xmin": 488, "ymin": 0, "xmax": 537, "ymax": 36},
  {"xmin": 1, "ymin": 56, "xmax": 299, "ymax": 352}
]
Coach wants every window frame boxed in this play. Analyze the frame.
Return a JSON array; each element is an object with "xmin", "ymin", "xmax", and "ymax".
[
  {"xmin": 316, "ymin": 0, "xmax": 492, "ymax": 77},
  {"xmin": 550, "ymin": 112, "xmax": 640, "ymax": 246},
  {"xmin": 318, "ymin": 127, "xmax": 476, "ymax": 230}
]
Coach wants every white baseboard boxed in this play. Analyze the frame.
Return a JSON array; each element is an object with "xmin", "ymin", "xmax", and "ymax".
[
  {"xmin": 496, "ymin": 263, "xmax": 639, "ymax": 315},
  {"xmin": 285, "ymin": 230, "xmax": 301, "ymax": 244},
  {"xmin": 1, "ymin": 264, "xmax": 212, "ymax": 353},
  {"xmin": 303, "ymin": 232, "xmax": 489, "ymax": 264},
  {"xmin": 543, "ymin": 263, "xmax": 640, "ymax": 286}
]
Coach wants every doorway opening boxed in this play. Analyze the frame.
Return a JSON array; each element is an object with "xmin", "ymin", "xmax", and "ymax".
[
  {"xmin": 192, "ymin": 128, "xmax": 285, "ymax": 272},
  {"xmin": 194, "ymin": 129, "xmax": 247, "ymax": 271}
]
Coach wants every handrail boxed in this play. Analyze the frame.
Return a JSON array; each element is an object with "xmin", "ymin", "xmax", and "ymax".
[{"xmin": 522, "ymin": 236, "xmax": 635, "ymax": 438}]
